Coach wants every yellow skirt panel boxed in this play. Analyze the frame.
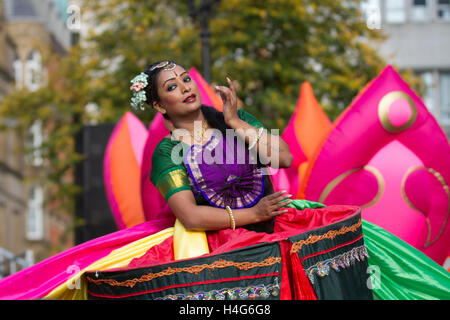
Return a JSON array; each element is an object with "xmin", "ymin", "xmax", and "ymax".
[{"xmin": 44, "ymin": 227, "xmax": 174, "ymax": 300}]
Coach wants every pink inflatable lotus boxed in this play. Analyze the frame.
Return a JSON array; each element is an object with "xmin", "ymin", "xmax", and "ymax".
[{"xmin": 299, "ymin": 66, "xmax": 450, "ymax": 265}]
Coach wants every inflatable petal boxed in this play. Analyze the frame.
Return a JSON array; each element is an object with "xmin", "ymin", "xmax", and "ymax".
[
  {"xmin": 319, "ymin": 166, "xmax": 382, "ymax": 208},
  {"xmin": 267, "ymin": 167, "xmax": 291, "ymax": 193},
  {"xmin": 363, "ymin": 140, "xmax": 429, "ymax": 248},
  {"xmin": 271, "ymin": 82, "xmax": 330, "ymax": 195},
  {"xmin": 295, "ymin": 82, "xmax": 331, "ymax": 190},
  {"xmin": 293, "ymin": 82, "xmax": 332, "ymax": 165},
  {"xmin": 301, "ymin": 65, "xmax": 450, "ymax": 264},
  {"xmin": 403, "ymin": 167, "xmax": 449, "ymax": 248},
  {"xmin": 104, "ymin": 112, "xmax": 147, "ymax": 229},
  {"xmin": 140, "ymin": 113, "xmax": 172, "ymax": 222}
]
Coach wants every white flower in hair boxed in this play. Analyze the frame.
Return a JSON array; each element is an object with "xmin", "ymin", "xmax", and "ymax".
[{"xmin": 130, "ymin": 73, "xmax": 149, "ymax": 110}]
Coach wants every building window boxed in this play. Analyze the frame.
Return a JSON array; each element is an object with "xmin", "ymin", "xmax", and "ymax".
[
  {"xmin": 13, "ymin": 52, "xmax": 23, "ymax": 89},
  {"xmin": 440, "ymin": 73, "xmax": 450, "ymax": 124},
  {"xmin": 361, "ymin": 0, "xmax": 381, "ymax": 18},
  {"xmin": 361, "ymin": 0, "xmax": 382, "ymax": 29},
  {"xmin": 29, "ymin": 120, "xmax": 43, "ymax": 167},
  {"xmin": 385, "ymin": 0, "xmax": 407, "ymax": 23},
  {"xmin": 411, "ymin": 0, "xmax": 429, "ymax": 22},
  {"xmin": 4, "ymin": 0, "xmax": 13, "ymax": 18},
  {"xmin": 421, "ymin": 72, "xmax": 435, "ymax": 112},
  {"xmin": 437, "ymin": 0, "xmax": 450, "ymax": 20},
  {"xmin": 24, "ymin": 51, "xmax": 42, "ymax": 92},
  {"xmin": 55, "ymin": 0, "xmax": 69, "ymax": 20},
  {"xmin": 27, "ymin": 186, "xmax": 44, "ymax": 241}
]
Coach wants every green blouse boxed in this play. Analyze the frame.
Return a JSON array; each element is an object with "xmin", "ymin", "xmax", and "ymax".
[{"xmin": 150, "ymin": 109, "xmax": 265, "ymax": 201}]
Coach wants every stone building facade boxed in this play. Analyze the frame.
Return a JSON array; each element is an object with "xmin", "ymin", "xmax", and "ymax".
[
  {"xmin": 0, "ymin": 0, "xmax": 74, "ymax": 276},
  {"xmin": 362, "ymin": 0, "xmax": 450, "ymax": 136}
]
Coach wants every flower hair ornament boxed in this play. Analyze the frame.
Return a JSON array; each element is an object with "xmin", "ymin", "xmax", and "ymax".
[
  {"xmin": 130, "ymin": 73, "xmax": 149, "ymax": 110},
  {"xmin": 129, "ymin": 61, "xmax": 177, "ymax": 110}
]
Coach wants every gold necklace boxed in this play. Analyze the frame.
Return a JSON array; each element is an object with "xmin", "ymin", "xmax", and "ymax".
[{"xmin": 187, "ymin": 121, "xmax": 208, "ymax": 143}]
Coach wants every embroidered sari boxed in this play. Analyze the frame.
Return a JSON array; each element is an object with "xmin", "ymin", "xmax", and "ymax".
[{"xmin": 151, "ymin": 107, "xmax": 276, "ymax": 234}]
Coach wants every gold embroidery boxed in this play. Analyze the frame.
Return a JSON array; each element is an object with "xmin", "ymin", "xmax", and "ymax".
[
  {"xmin": 86, "ymin": 256, "xmax": 282, "ymax": 288},
  {"xmin": 290, "ymin": 219, "xmax": 363, "ymax": 254},
  {"xmin": 156, "ymin": 168, "xmax": 190, "ymax": 199}
]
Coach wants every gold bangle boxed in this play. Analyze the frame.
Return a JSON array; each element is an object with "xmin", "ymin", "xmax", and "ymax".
[
  {"xmin": 225, "ymin": 206, "xmax": 236, "ymax": 230},
  {"xmin": 248, "ymin": 127, "xmax": 264, "ymax": 150}
]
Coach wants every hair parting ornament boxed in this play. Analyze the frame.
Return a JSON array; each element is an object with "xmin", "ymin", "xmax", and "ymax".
[
  {"xmin": 129, "ymin": 61, "xmax": 177, "ymax": 110},
  {"xmin": 150, "ymin": 61, "xmax": 177, "ymax": 72}
]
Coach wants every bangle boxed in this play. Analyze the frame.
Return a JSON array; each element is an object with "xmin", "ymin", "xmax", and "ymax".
[
  {"xmin": 225, "ymin": 206, "xmax": 236, "ymax": 230},
  {"xmin": 248, "ymin": 127, "xmax": 264, "ymax": 150}
]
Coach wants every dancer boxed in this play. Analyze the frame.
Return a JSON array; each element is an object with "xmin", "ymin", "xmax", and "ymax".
[
  {"xmin": 0, "ymin": 61, "xmax": 448, "ymax": 300},
  {"xmin": 84, "ymin": 61, "xmax": 371, "ymax": 300}
]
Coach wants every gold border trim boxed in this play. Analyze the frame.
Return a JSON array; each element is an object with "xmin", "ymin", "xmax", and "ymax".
[
  {"xmin": 361, "ymin": 166, "xmax": 385, "ymax": 209},
  {"xmin": 86, "ymin": 256, "xmax": 282, "ymax": 288},
  {"xmin": 319, "ymin": 166, "xmax": 384, "ymax": 209},
  {"xmin": 290, "ymin": 219, "xmax": 363, "ymax": 254},
  {"xmin": 401, "ymin": 166, "xmax": 450, "ymax": 248},
  {"xmin": 156, "ymin": 168, "xmax": 190, "ymax": 199}
]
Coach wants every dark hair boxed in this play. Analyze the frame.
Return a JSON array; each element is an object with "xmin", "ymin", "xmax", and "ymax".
[
  {"xmin": 143, "ymin": 60, "xmax": 180, "ymax": 119},
  {"xmin": 141, "ymin": 61, "xmax": 230, "ymax": 135}
]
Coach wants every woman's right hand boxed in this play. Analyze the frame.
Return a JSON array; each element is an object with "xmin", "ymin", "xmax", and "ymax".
[{"xmin": 251, "ymin": 191, "xmax": 293, "ymax": 222}]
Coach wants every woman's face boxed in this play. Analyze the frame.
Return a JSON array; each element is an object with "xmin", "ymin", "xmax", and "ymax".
[{"xmin": 153, "ymin": 65, "xmax": 202, "ymax": 119}]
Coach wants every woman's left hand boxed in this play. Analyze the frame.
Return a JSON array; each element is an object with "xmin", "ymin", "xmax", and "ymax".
[{"xmin": 216, "ymin": 77, "xmax": 240, "ymax": 127}]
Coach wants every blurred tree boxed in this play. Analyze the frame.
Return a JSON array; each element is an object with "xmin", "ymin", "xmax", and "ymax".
[
  {"xmin": 209, "ymin": 0, "xmax": 415, "ymax": 127},
  {"xmin": 0, "ymin": 0, "xmax": 198, "ymax": 218},
  {"xmin": 79, "ymin": 0, "xmax": 200, "ymax": 123},
  {"xmin": 0, "ymin": 0, "xmax": 423, "ymax": 219},
  {"xmin": 77, "ymin": 0, "xmax": 424, "ymax": 128}
]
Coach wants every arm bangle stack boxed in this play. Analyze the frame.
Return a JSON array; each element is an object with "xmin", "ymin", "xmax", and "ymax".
[
  {"xmin": 248, "ymin": 127, "xmax": 264, "ymax": 150},
  {"xmin": 225, "ymin": 206, "xmax": 236, "ymax": 230}
]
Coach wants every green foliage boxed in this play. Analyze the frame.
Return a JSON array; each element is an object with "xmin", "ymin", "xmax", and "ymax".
[
  {"xmin": 81, "ymin": 0, "xmax": 201, "ymax": 123},
  {"xmin": 209, "ymin": 0, "xmax": 389, "ymax": 127},
  {"xmin": 0, "ymin": 0, "xmax": 422, "ymax": 218}
]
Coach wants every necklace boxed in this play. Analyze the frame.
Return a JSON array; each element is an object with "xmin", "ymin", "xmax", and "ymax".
[
  {"xmin": 172, "ymin": 121, "xmax": 209, "ymax": 145},
  {"xmin": 187, "ymin": 121, "xmax": 208, "ymax": 144}
]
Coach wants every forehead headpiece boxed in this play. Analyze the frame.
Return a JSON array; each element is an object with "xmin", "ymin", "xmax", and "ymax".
[{"xmin": 150, "ymin": 61, "xmax": 177, "ymax": 72}]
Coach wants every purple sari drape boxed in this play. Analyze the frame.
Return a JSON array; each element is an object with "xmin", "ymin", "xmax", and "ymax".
[{"xmin": 184, "ymin": 132, "xmax": 265, "ymax": 209}]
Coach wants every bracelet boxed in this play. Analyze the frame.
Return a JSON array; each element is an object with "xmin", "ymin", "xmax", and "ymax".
[
  {"xmin": 248, "ymin": 127, "xmax": 264, "ymax": 150},
  {"xmin": 225, "ymin": 206, "xmax": 236, "ymax": 230}
]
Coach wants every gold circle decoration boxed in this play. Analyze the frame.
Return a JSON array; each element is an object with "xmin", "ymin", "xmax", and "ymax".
[{"xmin": 378, "ymin": 91, "xmax": 418, "ymax": 133}]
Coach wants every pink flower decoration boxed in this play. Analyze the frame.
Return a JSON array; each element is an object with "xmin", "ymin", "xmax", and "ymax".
[{"xmin": 130, "ymin": 82, "xmax": 145, "ymax": 92}]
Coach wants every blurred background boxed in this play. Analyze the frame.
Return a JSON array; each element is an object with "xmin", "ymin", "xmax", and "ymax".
[{"xmin": 0, "ymin": 0, "xmax": 448, "ymax": 278}]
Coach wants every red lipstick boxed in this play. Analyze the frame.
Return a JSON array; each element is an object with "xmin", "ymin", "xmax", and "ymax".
[{"xmin": 183, "ymin": 94, "xmax": 196, "ymax": 103}]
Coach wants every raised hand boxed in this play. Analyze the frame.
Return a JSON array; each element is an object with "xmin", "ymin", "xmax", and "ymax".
[{"xmin": 215, "ymin": 77, "xmax": 240, "ymax": 127}]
